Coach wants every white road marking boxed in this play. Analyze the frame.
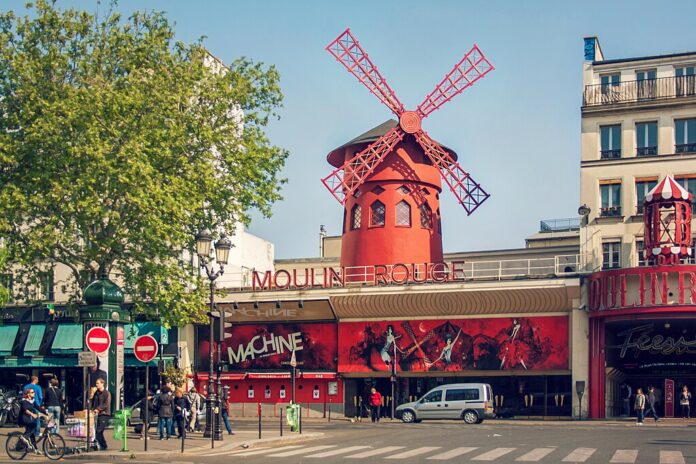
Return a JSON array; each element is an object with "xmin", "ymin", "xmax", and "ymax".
[
  {"xmin": 472, "ymin": 448, "xmax": 517, "ymax": 461},
  {"xmin": 306, "ymin": 446, "xmax": 371, "ymax": 458},
  {"xmin": 268, "ymin": 445, "xmax": 336, "ymax": 457},
  {"xmin": 197, "ymin": 446, "xmax": 270, "ymax": 456},
  {"xmin": 345, "ymin": 446, "xmax": 405, "ymax": 458},
  {"xmin": 386, "ymin": 447, "xmax": 441, "ymax": 459},
  {"xmin": 234, "ymin": 445, "xmax": 303, "ymax": 456},
  {"xmin": 515, "ymin": 447, "xmax": 555, "ymax": 461},
  {"xmin": 609, "ymin": 449, "xmax": 638, "ymax": 463},
  {"xmin": 427, "ymin": 447, "xmax": 479, "ymax": 460},
  {"xmin": 660, "ymin": 450, "xmax": 686, "ymax": 464},
  {"xmin": 561, "ymin": 448, "xmax": 596, "ymax": 462}
]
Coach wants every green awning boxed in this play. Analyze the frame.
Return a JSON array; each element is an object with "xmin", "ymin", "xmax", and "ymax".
[
  {"xmin": 0, "ymin": 357, "xmax": 77, "ymax": 368},
  {"xmin": 0, "ymin": 325, "xmax": 19, "ymax": 356},
  {"xmin": 51, "ymin": 324, "xmax": 83, "ymax": 354},
  {"xmin": 124, "ymin": 322, "xmax": 168, "ymax": 352},
  {"xmin": 24, "ymin": 325, "xmax": 46, "ymax": 356},
  {"xmin": 125, "ymin": 356, "xmax": 174, "ymax": 367}
]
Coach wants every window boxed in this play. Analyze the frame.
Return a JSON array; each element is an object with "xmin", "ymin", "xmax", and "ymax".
[
  {"xmin": 600, "ymin": 183, "xmax": 621, "ymax": 216},
  {"xmin": 38, "ymin": 270, "xmax": 54, "ymax": 301},
  {"xmin": 636, "ymin": 240, "xmax": 646, "ymax": 266},
  {"xmin": 636, "ymin": 69, "xmax": 656, "ymax": 100},
  {"xmin": 419, "ymin": 203, "xmax": 433, "ymax": 229},
  {"xmin": 676, "ymin": 66, "xmax": 696, "ymax": 96},
  {"xmin": 602, "ymin": 242, "xmax": 621, "ymax": 269},
  {"xmin": 350, "ymin": 205, "xmax": 362, "ymax": 230},
  {"xmin": 421, "ymin": 390, "xmax": 442, "ymax": 403},
  {"xmin": 601, "ymin": 73, "xmax": 621, "ymax": 102},
  {"xmin": 371, "ymin": 186, "xmax": 385, "ymax": 195},
  {"xmin": 397, "ymin": 185, "xmax": 410, "ymax": 195},
  {"xmin": 445, "ymin": 388, "xmax": 479, "ymax": 401},
  {"xmin": 636, "ymin": 122, "xmax": 657, "ymax": 156},
  {"xmin": 370, "ymin": 201, "xmax": 385, "ymax": 227},
  {"xmin": 676, "ymin": 176, "xmax": 696, "ymax": 213},
  {"xmin": 395, "ymin": 200, "xmax": 411, "ymax": 227},
  {"xmin": 600, "ymin": 125, "xmax": 621, "ymax": 158},
  {"xmin": 0, "ymin": 274, "xmax": 12, "ymax": 302},
  {"xmin": 635, "ymin": 179, "xmax": 657, "ymax": 214},
  {"xmin": 675, "ymin": 118, "xmax": 696, "ymax": 153}
]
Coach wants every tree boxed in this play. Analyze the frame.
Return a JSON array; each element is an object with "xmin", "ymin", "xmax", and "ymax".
[{"xmin": 0, "ymin": 1, "xmax": 287, "ymax": 325}]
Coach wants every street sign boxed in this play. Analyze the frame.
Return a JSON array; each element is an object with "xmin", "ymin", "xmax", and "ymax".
[
  {"xmin": 85, "ymin": 326, "xmax": 111, "ymax": 354},
  {"xmin": 78, "ymin": 351, "xmax": 97, "ymax": 367},
  {"xmin": 133, "ymin": 334, "xmax": 159, "ymax": 363}
]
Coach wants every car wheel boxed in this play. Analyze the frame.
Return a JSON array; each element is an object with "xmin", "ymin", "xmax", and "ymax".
[
  {"xmin": 463, "ymin": 410, "xmax": 479, "ymax": 424},
  {"xmin": 476, "ymin": 418, "xmax": 484, "ymax": 424},
  {"xmin": 401, "ymin": 410, "xmax": 416, "ymax": 423}
]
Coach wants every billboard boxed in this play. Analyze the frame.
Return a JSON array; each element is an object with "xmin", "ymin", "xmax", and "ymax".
[{"xmin": 338, "ymin": 316, "xmax": 569, "ymax": 373}]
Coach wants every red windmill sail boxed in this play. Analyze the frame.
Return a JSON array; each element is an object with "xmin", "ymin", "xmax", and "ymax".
[{"xmin": 322, "ymin": 28, "xmax": 493, "ymax": 215}]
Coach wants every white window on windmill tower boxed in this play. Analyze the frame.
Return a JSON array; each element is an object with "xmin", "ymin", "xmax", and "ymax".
[
  {"xmin": 602, "ymin": 241, "xmax": 622, "ymax": 270},
  {"xmin": 369, "ymin": 201, "xmax": 385, "ymax": 227},
  {"xmin": 350, "ymin": 204, "xmax": 362, "ymax": 230},
  {"xmin": 635, "ymin": 177, "xmax": 657, "ymax": 215}
]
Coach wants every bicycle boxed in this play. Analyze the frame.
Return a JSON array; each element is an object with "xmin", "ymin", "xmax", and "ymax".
[{"xmin": 5, "ymin": 414, "xmax": 66, "ymax": 460}]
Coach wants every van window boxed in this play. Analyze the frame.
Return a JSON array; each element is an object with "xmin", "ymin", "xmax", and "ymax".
[
  {"xmin": 445, "ymin": 388, "xmax": 479, "ymax": 401},
  {"xmin": 422, "ymin": 390, "xmax": 442, "ymax": 403}
]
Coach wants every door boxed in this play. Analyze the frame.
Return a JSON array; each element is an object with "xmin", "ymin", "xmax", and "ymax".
[
  {"xmin": 444, "ymin": 387, "xmax": 482, "ymax": 419},
  {"xmin": 415, "ymin": 389, "xmax": 444, "ymax": 419}
]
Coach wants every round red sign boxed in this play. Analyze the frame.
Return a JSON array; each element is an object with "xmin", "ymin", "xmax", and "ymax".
[
  {"xmin": 133, "ymin": 334, "xmax": 159, "ymax": 363},
  {"xmin": 85, "ymin": 326, "xmax": 111, "ymax": 354}
]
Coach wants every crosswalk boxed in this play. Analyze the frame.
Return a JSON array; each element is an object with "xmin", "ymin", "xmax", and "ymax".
[{"xmin": 210, "ymin": 444, "xmax": 689, "ymax": 463}]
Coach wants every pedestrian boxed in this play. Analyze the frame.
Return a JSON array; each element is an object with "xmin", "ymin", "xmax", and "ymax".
[
  {"xmin": 680, "ymin": 385, "xmax": 691, "ymax": 419},
  {"xmin": 139, "ymin": 390, "xmax": 155, "ymax": 439},
  {"xmin": 19, "ymin": 388, "xmax": 40, "ymax": 453},
  {"xmin": 92, "ymin": 378, "xmax": 111, "ymax": 451},
  {"xmin": 156, "ymin": 386, "xmax": 174, "ymax": 440},
  {"xmin": 174, "ymin": 389, "xmax": 191, "ymax": 438},
  {"xmin": 369, "ymin": 387, "xmax": 382, "ymax": 423},
  {"xmin": 634, "ymin": 387, "xmax": 645, "ymax": 425},
  {"xmin": 622, "ymin": 383, "xmax": 632, "ymax": 416},
  {"xmin": 186, "ymin": 387, "xmax": 201, "ymax": 432},
  {"xmin": 44, "ymin": 378, "xmax": 63, "ymax": 433},
  {"xmin": 23, "ymin": 376, "xmax": 43, "ymax": 437},
  {"xmin": 645, "ymin": 386, "xmax": 660, "ymax": 422},
  {"xmin": 220, "ymin": 392, "xmax": 234, "ymax": 435}
]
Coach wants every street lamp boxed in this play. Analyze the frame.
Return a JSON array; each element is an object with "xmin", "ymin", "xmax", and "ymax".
[{"xmin": 196, "ymin": 229, "xmax": 232, "ymax": 447}]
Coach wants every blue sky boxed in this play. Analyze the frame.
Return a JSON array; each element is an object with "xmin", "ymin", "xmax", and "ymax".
[{"xmin": 7, "ymin": 1, "xmax": 696, "ymax": 258}]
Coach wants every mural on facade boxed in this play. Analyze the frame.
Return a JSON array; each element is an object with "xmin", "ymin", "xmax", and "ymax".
[
  {"xmin": 199, "ymin": 323, "xmax": 337, "ymax": 371},
  {"xmin": 338, "ymin": 316, "xmax": 569, "ymax": 373}
]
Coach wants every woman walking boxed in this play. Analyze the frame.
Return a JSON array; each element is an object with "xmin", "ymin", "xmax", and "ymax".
[
  {"xmin": 44, "ymin": 378, "xmax": 63, "ymax": 433},
  {"xmin": 680, "ymin": 386, "xmax": 691, "ymax": 419},
  {"xmin": 369, "ymin": 387, "xmax": 383, "ymax": 423},
  {"xmin": 174, "ymin": 389, "xmax": 190, "ymax": 438}
]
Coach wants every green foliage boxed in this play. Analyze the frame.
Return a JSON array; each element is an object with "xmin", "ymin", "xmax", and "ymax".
[
  {"xmin": 163, "ymin": 363, "xmax": 187, "ymax": 389},
  {"xmin": 0, "ymin": 1, "xmax": 287, "ymax": 325},
  {"xmin": 0, "ymin": 246, "xmax": 9, "ymax": 307}
]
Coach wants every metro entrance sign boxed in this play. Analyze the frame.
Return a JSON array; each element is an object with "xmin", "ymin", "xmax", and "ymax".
[
  {"xmin": 133, "ymin": 335, "xmax": 159, "ymax": 363},
  {"xmin": 85, "ymin": 326, "xmax": 111, "ymax": 354}
]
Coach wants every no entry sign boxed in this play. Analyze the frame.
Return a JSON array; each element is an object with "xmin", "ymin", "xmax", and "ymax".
[
  {"xmin": 133, "ymin": 334, "xmax": 159, "ymax": 363},
  {"xmin": 85, "ymin": 326, "xmax": 111, "ymax": 354}
]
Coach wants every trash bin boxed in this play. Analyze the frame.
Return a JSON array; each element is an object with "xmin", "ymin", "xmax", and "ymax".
[
  {"xmin": 286, "ymin": 404, "xmax": 300, "ymax": 432},
  {"xmin": 112, "ymin": 409, "xmax": 131, "ymax": 440}
]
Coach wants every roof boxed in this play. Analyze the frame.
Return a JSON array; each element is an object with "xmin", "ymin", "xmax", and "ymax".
[
  {"xmin": 645, "ymin": 176, "xmax": 692, "ymax": 203},
  {"xmin": 594, "ymin": 50, "xmax": 696, "ymax": 66},
  {"xmin": 327, "ymin": 119, "xmax": 458, "ymax": 168}
]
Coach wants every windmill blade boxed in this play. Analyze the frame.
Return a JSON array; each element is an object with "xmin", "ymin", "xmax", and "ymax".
[
  {"xmin": 326, "ymin": 28, "xmax": 405, "ymax": 116},
  {"xmin": 415, "ymin": 131, "xmax": 490, "ymax": 215},
  {"xmin": 321, "ymin": 127, "xmax": 405, "ymax": 204},
  {"xmin": 416, "ymin": 44, "xmax": 493, "ymax": 119}
]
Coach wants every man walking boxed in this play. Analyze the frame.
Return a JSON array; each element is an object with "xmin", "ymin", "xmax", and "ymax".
[
  {"xmin": 92, "ymin": 378, "xmax": 111, "ymax": 450},
  {"xmin": 369, "ymin": 387, "xmax": 383, "ymax": 423},
  {"xmin": 634, "ymin": 388, "xmax": 645, "ymax": 425},
  {"xmin": 186, "ymin": 387, "xmax": 201, "ymax": 432},
  {"xmin": 645, "ymin": 386, "xmax": 660, "ymax": 423}
]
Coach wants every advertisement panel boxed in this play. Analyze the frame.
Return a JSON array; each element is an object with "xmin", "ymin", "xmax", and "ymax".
[
  {"xmin": 198, "ymin": 323, "xmax": 337, "ymax": 371},
  {"xmin": 338, "ymin": 316, "xmax": 569, "ymax": 373}
]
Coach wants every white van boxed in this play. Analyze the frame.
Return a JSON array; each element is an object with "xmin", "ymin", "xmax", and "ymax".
[{"xmin": 395, "ymin": 383, "xmax": 494, "ymax": 424}]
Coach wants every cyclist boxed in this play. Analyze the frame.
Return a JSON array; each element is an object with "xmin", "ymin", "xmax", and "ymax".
[{"xmin": 18, "ymin": 388, "xmax": 40, "ymax": 453}]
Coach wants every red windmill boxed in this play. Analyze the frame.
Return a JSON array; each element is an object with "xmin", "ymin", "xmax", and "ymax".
[{"xmin": 322, "ymin": 29, "xmax": 494, "ymax": 270}]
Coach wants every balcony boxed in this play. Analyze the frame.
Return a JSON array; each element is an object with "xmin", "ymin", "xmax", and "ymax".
[
  {"xmin": 636, "ymin": 146, "xmax": 657, "ymax": 157},
  {"xmin": 583, "ymin": 76, "xmax": 696, "ymax": 107},
  {"xmin": 675, "ymin": 143, "xmax": 696, "ymax": 154},
  {"xmin": 600, "ymin": 149, "xmax": 621, "ymax": 159},
  {"xmin": 539, "ymin": 217, "xmax": 580, "ymax": 232},
  {"xmin": 599, "ymin": 206, "xmax": 622, "ymax": 217}
]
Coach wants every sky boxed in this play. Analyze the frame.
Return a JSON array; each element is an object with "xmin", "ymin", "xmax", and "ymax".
[{"xmin": 6, "ymin": 0, "xmax": 696, "ymax": 259}]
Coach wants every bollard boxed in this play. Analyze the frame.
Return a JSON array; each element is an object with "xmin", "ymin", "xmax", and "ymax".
[
  {"xmin": 280, "ymin": 407, "xmax": 283, "ymax": 437},
  {"xmin": 258, "ymin": 403, "xmax": 262, "ymax": 439},
  {"xmin": 181, "ymin": 418, "xmax": 186, "ymax": 453},
  {"xmin": 299, "ymin": 404, "xmax": 302, "ymax": 434}
]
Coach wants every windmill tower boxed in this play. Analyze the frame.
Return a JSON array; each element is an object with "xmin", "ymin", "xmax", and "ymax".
[
  {"xmin": 643, "ymin": 176, "xmax": 693, "ymax": 265},
  {"xmin": 322, "ymin": 29, "xmax": 494, "ymax": 269}
]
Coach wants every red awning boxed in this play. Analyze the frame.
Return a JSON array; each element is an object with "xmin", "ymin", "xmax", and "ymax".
[
  {"xmin": 301, "ymin": 372, "xmax": 337, "ymax": 379},
  {"xmin": 196, "ymin": 373, "xmax": 247, "ymax": 381},
  {"xmin": 247, "ymin": 373, "xmax": 291, "ymax": 379}
]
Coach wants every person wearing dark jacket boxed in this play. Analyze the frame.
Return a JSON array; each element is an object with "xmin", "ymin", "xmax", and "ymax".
[
  {"xmin": 139, "ymin": 391, "xmax": 155, "ymax": 439},
  {"xmin": 173, "ymin": 389, "xmax": 191, "ymax": 438},
  {"xmin": 44, "ymin": 378, "xmax": 63, "ymax": 433},
  {"xmin": 680, "ymin": 386, "xmax": 691, "ymax": 419},
  {"xmin": 645, "ymin": 386, "xmax": 660, "ymax": 422},
  {"xmin": 92, "ymin": 378, "xmax": 111, "ymax": 451},
  {"xmin": 19, "ymin": 388, "xmax": 40, "ymax": 451},
  {"xmin": 156, "ymin": 387, "xmax": 174, "ymax": 440}
]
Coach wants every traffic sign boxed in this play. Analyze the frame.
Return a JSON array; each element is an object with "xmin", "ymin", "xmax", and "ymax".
[
  {"xmin": 133, "ymin": 334, "xmax": 159, "ymax": 363},
  {"xmin": 85, "ymin": 326, "xmax": 111, "ymax": 354},
  {"xmin": 78, "ymin": 351, "xmax": 97, "ymax": 367}
]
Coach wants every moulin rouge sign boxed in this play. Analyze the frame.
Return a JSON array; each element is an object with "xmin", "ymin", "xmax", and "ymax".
[{"xmin": 252, "ymin": 261, "xmax": 467, "ymax": 291}]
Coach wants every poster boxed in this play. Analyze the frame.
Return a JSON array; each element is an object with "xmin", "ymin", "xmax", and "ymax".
[{"xmin": 338, "ymin": 316, "xmax": 569, "ymax": 373}]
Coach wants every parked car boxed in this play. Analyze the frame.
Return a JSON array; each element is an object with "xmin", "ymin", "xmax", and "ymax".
[{"xmin": 395, "ymin": 383, "xmax": 494, "ymax": 424}]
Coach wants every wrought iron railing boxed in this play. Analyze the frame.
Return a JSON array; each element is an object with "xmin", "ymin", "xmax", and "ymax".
[
  {"xmin": 636, "ymin": 146, "xmax": 657, "ymax": 157},
  {"xmin": 675, "ymin": 143, "xmax": 696, "ymax": 154},
  {"xmin": 583, "ymin": 76, "xmax": 696, "ymax": 107},
  {"xmin": 600, "ymin": 149, "xmax": 621, "ymax": 159},
  {"xmin": 600, "ymin": 206, "xmax": 622, "ymax": 217}
]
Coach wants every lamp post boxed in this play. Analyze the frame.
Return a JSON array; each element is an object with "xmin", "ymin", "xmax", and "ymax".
[{"xmin": 196, "ymin": 229, "xmax": 232, "ymax": 448}]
